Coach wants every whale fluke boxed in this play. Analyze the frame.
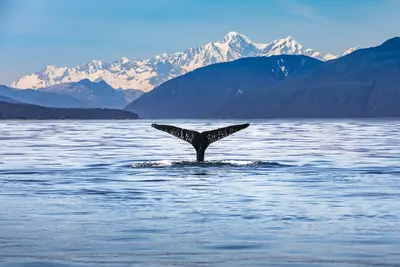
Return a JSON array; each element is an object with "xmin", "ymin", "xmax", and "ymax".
[{"xmin": 151, "ymin": 123, "xmax": 250, "ymax": 162}]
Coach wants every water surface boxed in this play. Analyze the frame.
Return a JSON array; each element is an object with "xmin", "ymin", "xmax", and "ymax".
[{"xmin": 1, "ymin": 120, "xmax": 400, "ymax": 266}]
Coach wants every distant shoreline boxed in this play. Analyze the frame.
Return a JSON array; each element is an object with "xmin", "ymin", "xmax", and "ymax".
[{"xmin": 0, "ymin": 101, "xmax": 139, "ymax": 120}]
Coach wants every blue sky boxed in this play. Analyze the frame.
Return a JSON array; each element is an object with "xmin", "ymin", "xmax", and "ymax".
[{"xmin": 1, "ymin": 0, "xmax": 399, "ymax": 85}]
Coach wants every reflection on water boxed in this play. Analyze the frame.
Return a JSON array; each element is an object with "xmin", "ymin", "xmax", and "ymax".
[{"xmin": 0, "ymin": 120, "xmax": 400, "ymax": 267}]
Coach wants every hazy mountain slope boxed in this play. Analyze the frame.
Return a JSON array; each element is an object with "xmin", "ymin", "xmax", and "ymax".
[
  {"xmin": 0, "ymin": 85, "xmax": 83, "ymax": 108},
  {"xmin": 1, "ymin": 80, "xmax": 144, "ymax": 109},
  {"xmin": 0, "ymin": 95, "xmax": 19, "ymax": 104},
  {"xmin": 38, "ymin": 79, "xmax": 143, "ymax": 109}
]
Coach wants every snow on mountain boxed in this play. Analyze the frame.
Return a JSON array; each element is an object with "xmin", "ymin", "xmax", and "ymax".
[
  {"xmin": 12, "ymin": 32, "xmax": 339, "ymax": 92},
  {"xmin": 342, "ymin": 46, "xmax": 362, "ymax": 56}
]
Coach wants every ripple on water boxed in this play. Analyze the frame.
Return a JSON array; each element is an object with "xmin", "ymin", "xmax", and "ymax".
[{"xmin": 1, "ymin": 120, "xmax": 400, "ymax": 267}]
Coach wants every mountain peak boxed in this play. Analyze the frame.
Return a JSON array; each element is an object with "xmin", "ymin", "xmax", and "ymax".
[
  {"xmin": 219, "ymin": 31, "xmax": 251, "ymax": 44},
  {"xmin": 281, "ymin": 36, "xmax": 300, "ymax": 45},
  {"xmin": 271, "ymin": 36, "xmax": 301, "ymax": 48},
  {"xmin": 120, "ymin": 57, "xmax": 130, "ymax": 64},
  {"xmin": 268, "ymin": 36, "xmax": 303, "ymax": 53},
  {"xmin": 225, "ymin": 31, "xmax": 242, "ymax": 37},
  {"xmin": 72, "ymin": 78, "xmax": 113, "ymax": 89},
  {"xmin": 284, "ymin": 35, "xmax": 295, "ymax": 41},
  {"xmin": 88, "ymin": 60, "xmax": 104, "ymax": 66}
]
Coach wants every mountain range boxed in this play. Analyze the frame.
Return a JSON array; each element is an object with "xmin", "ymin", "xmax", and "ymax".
[
  {"xmin": 125, "ymin": 37, "xmax": 400, "ymax": 119},
  {"xmin": 6, "ymin": 32, "xmax": 398, "ymax": 120},
  {"xmin": 11, "ymin": 32, "xmax": 358, "ymax": 92}
]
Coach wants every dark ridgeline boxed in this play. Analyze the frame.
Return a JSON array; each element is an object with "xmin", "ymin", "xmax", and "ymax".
[
  {"xmin": 0, "ymin": 101, "xmax": 139, "ymax": 120},
  {"xmin": 125, "ymin": 37, "xmax": 400, "ymax": 119}
]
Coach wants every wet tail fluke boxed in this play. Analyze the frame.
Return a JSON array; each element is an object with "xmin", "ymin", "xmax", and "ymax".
[
  {"xmin": 202, "ymin": 123, "xmax": 250, "ymax": 145},
  {"xmin": 151, "ymin": 124, "xmax": 199, "ymax": 144},
  {"xmin": 151, "ymin": 123, "xmax": 250, "ymax": 162}
]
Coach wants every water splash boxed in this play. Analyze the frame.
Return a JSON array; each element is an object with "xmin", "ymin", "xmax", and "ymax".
[{"xmin": 130, "ymin": 160, "xmax": 293, "ymax": 168}]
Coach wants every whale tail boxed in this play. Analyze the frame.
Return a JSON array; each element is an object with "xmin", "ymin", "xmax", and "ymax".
[{"xmin": 151, "ymin": 123, "xmax": 250, "ymax": 162}]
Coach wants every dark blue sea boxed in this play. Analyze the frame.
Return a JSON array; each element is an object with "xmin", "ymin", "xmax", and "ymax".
[{"xmin": 0, "ymin": 120, "xmax": 399, "ymax": 267}]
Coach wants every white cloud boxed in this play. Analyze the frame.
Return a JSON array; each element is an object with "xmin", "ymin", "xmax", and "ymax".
[{"xmin": 281, "ymin": 0, "xmax": 329, "ymax": 22}]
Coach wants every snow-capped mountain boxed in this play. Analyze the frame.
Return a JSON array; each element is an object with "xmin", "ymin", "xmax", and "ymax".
[
  {"xmin": 342, "ymin": 46, "xmax": 362, "ymax": 56},
  {"xmin": 12, "ymin": 32, "xmax": 340, "ymax": 92}
]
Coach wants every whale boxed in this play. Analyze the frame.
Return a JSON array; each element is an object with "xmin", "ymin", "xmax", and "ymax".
[{"xmin": 151, "ymin": 123, "xmax": 250, "ymax": 162}]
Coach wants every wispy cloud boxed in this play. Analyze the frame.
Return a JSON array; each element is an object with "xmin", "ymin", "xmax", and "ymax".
[{"xmin": 281, "ymin": 0, "xmax": 330, "ymax": 22}]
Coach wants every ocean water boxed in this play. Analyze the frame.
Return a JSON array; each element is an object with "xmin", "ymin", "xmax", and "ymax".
[{"xmin": 0, "ymin": 120, "xmax": 400, "ymax": 267}]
